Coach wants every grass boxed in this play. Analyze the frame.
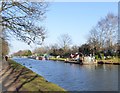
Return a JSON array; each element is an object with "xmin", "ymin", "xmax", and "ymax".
[
  {"xmin": 49, "ymin": 57, "xmax": 66, "ymax": 61},
  {"xmin": 8, "ymin": 59, "xmax": 67, "ymax": 92},
  {"xmin": 97, "ymin": 57, "xmax": 120, "ymax": 63},
  {"xmin": 22, "ymin": 77, "xmax": 66, "ymax": 91}
]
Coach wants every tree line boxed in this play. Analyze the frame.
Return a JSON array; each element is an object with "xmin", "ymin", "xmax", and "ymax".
[
  {"xmin": 12, "ymin": 50, "xmax": 32, "ymax": 57},
  {"xmin": 1, "ymin": 0, "xmax": 119, "ymax": 59},
  {"xmin": 28, "ymin": 13, "xmax": 119, "ymax": 59}
]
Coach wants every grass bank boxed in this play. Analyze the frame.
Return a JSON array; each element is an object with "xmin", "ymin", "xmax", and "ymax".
[
  {"xmin": 97, "ymin": 57, "xmax": 120, "ymax": 64},
  {"xmin": 6, "ymin": 59, "xmax": 66, "ymax": 92},
  {"xmin": 49, "ymin": 57, "xmax": 66, "ymax": 61}
]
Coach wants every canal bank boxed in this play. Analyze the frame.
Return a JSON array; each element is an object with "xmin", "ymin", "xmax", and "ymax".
[
  {"xmin": 13, "ymin": 58, "xmax": 118, "ymax": 91},
  {"xmin": 1, "ymin": 59, "xmax": 66, "ymax": 92},
  {"xmin": 49, "ymin": 58, "xmax": 120, "ymax": 65}
]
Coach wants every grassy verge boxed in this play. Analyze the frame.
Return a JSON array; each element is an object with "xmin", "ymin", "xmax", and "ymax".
[
  {"xmin": 97, "ymin": 57, "xmax": 120, "ymax": 63},
  {"xmin": 49, "ymin": 57, "xmax": 66, "ymax": 61},
  {"xmin": 8, "ymin": 59, "xmax": 67, "ymax": 92}
]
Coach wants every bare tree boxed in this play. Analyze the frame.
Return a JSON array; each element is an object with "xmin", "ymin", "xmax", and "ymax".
[
  {"xmin": 88, "ymin": 13, "xmax": 118, "ymax": 51},
  {"xmin": 87, "ymin": 27, "xmax": 99, "ymax": 50},
  {"xmin": 57, "ymin": 34, "xmax": 72, "ymax": 52},
  {"xmin": 97, "ymin": 13, "xmax": 118, "ymax": 48},
  {"xmin": 33, "ymin": 46, "xmax": 50, "ymax": 55},
  {"xmin": 0, "ymin": 0, "xmax": 48, "ymax": 45},
  {"xmin": 71, "ymin": 45, "xmax": 79, "ymax": 54}
]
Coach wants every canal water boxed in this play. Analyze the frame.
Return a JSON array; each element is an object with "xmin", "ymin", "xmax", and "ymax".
[{"xmin": 12, "ymin": 58, "xmax": 118, "ymax": 91}]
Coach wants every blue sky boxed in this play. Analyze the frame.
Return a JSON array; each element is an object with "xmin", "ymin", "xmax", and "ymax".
[{"xmin": 9, "ymin": 2, "xmax": 118, "ymax": 54}]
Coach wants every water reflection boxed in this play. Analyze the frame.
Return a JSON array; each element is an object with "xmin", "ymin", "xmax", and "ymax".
[{"xmin": 13, "ymin": 58, "xmax": 118, "ymax": 91}]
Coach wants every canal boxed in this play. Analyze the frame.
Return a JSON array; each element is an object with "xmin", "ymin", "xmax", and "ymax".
[{"xmin": 12, "ymin": 58, "xmax": 118, "ymax": 91}]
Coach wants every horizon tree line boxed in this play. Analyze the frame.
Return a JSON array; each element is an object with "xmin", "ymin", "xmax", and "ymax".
[{"xmin": 1, "ymin": 1, "xmax": 119, "ymax": 59}]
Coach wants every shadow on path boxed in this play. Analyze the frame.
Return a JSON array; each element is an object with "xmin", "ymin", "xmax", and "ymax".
[{"xmin": 0, "ymin": 60, "xmax": 38, "ymax": 92}]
